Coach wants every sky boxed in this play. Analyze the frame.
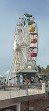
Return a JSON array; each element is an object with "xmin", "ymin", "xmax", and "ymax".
[{"xmin": 0, "ymin": 0, "xmax": 49, "ymax": 76}]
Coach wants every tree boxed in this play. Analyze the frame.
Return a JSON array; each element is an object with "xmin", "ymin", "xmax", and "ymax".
[
  {"xmin": 41, "ymin": 67, "xmax": 45, "ymax": 72},
  {"xmin": 37, "ymin": 65, "xmax": 45, "ymax": 73},
  {"xmin": 37, "ymin": 65, "xmax": 41, "ymax": 73},
  {"xmin": 45, "ymin": 65, "xmax": 49, "ymax": 72}
]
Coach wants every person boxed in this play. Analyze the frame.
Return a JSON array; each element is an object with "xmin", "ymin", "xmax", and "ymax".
[{"xmin": 31, "ymin": 77, "xmax": 34, "ymax": 83}]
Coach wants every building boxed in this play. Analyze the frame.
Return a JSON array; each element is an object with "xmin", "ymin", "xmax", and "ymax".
[
  {"xmin": 0, "ymin": 75, "xmax": 6, "ymax": 84},
  {"xmin": 37, "ymin": 72, "xmax": 49, "ymax": 82},
  {"xmin": 16, "ymin": 62, "xmax": 39, "ymax": 85}
]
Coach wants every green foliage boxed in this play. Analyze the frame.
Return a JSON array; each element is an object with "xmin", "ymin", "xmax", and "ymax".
[
  {"xmin": 37, "ymin": 65, "xmax": 45, "ymax": 73},
  {"xmin": 41, "ymin": 67, "xmax": 45, "ymax": 72},
  {"xmin": 38, "ymin": 65, "xmax": 49, "ymax": 73},
  {"xmin": 45, "ymin": 65, "xmax": 49, "ymax": 72},
  {"xmin": 38, "ymin": 65, "xmax": 41, "ymax": 73}
]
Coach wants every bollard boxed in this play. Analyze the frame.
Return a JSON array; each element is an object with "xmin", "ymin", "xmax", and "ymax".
[
  {"xmin": 17, "ymin": 103, "xmax": 20, "ymax": 111},
  {"xmin": 42, "ymin": 82, "xmax": 46, "ymax": 93},
  {"xmin": 26, "ymin": 86, "xmax": 28, "ymax": 96}
]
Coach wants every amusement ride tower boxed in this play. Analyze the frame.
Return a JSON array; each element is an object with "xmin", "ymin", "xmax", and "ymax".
[{"xmin": 7, "ymin": 13, "xmax": 38, "ymax": 85}]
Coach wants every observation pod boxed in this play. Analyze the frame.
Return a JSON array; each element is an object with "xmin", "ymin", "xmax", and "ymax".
[
  {"xmin": 30, "ymin": 39, "xmax": 37, "ymax": 43},
  {"xmin": 29, "ymin": 27, "xmax": 35, "ymax": 32},
  {"xmin": 28, "ymin": 21, "xmax": 36, "ymax": 25},
  {"xmin": 24, "ymin": 13, "xmax": 32, "ymax": 17},
  {"xmin": 30, "ymin": 33, "xmax": 38, "ymax": 36},
  {"xmin": 30, "ymin": 53, "xmax": 37, "ymax": 57},
  {"xmin": 30, "ymin": 46, "xmax": 37, "ymax": 49}
]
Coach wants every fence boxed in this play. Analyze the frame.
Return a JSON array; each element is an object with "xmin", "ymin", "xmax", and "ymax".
[{"xmin": 0, "ymin": 83, "xmax": 45, "ymax": 100}]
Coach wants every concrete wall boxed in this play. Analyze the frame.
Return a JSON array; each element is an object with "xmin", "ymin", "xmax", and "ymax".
[
  {"xmin": 20, "ymin": 98, "xmax": 49, "ymax": 111},
  {"xmin": 1, "ymin": 98, "xmax": 49, "ymax": 111}
]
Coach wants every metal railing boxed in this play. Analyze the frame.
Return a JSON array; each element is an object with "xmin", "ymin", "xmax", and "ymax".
[{"xmin": 0, "ymin": 83, "xmax": 42, "ymax": 90}]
